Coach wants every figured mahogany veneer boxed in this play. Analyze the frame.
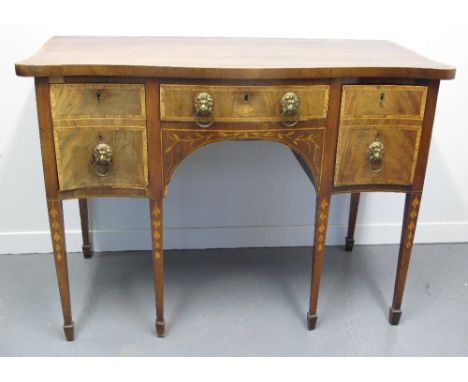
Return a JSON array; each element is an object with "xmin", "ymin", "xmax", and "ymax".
[
  {"xmin": 54, "ymin": 128, "xmax": 148, "ymax": 191},
  {"xmin": 340, "ymin": 85, "xmax": 427, "ymax": 119},
  {"xmin": 15, "ymin": 37, "xmax": 455, "ymax": 341},
  {"xmin": 160, "ymin": 84, "xmax": 329, "ymax": 122},
  {"xmin": 50, "ymin": 84, "xmax": 146, "ymax": 119},
  {"xmin": 50, "ymin": 83, "xmax": 148, "ymax": 191},
  {"xmin": 334, "ymin": 125, "xmax": 421, "ymax": 186},
  {"xmin": 334, "ymin": 85, "xmax": 427, "ymax": 187},
  {"xmin": 16, "ymin": 37, "xmax": 455, "ymax": 80}
]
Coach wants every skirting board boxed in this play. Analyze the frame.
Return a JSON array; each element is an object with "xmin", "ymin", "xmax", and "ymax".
[{"xmin": 0, "ymin": 222, "xmax": 467, "ymax": 254}]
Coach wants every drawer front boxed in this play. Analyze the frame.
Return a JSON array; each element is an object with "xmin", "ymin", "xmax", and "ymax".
[
  {"xmin": 50, "ymin": 84, "xmax": 146, "ymax": 119},
  {"xmin": 160, "ymin": 84, "xmax": 329, "ymax": 122},
  {"xmin": 341, "ymin": 85, "xmax": 427, "ymax": 120},
  {"xmin": 334, "ymin": 126, "xmax": 421, "ymax": 186},
  {"xmin": 54, "ymin": 128, "xmax": 148, "ymax": 191}
]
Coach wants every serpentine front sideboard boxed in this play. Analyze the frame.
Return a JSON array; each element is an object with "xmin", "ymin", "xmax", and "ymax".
[{"xmin": 15, "ymin": 37, "xmax": 455, "ymax": 341}]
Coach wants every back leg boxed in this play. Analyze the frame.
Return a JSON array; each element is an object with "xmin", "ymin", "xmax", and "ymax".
[
  {"xmin": 345, "ymin": 193, "xmax": 360, "ymax": 251},
  {"xmin": 79, "ymin": 199, "xmax": 92, "ymax": 258}
]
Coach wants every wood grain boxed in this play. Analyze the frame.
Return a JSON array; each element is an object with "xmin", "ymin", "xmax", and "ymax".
[
  {"xmin": 50, "ymin": 84, "xmax": 145, "ymax": 119},
  {"xmin": 35, "ymin": 78, "xmax": 60, "ymax": 198},
  {"xmin": 341, "ymin": 85, "xmax": 427, "ymax": 120},
  {"xmin": 411, "ymin": 81, "xmax": 441, "ymax": 190},
  {"xmin": 145, "ymin": 79, "xmax": 165, "ymax": 199},
  {"xmin": 54, "ymin": 128, "xmax": 148, "ymax": 191},
  {"xmin": 160, "ymin": 84, "xmax": 329, "ymax": 122},
  {"xmin": 334, "ymin": 125, "xmax": 421, "ymax": 186},
  {"xmin": 335, "ymin": 84, "xmax": 428, "ymax": 188},
  {"xmin": 16, "ymin": 37, "xmax": 456, "ymax": 80},
  {"xmin": 59, "ymin": 187, "xmax": 148, "ymax": 200}
]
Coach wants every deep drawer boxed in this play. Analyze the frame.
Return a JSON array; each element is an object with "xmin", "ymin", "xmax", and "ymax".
[
  {"xmin": 334, "ymin": 125, "xmax": 421, "ymax": 186},
  {"xmin": 54, "ymin": 128, "xmax": 148, "ymax": 191}
]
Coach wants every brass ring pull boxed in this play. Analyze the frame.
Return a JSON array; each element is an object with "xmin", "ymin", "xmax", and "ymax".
[
  {"xmin": 194, "ymin": 92, "xmax": 214, "ymax": 128},
  {"xmin": 368, "ymin": 133, "xmax": 384, "ymax": 173},
  {"xmin": 280, "ymin": 92, "xmax": 300, "ymax": 127},
  {"xmin": 280, "ymin": 109, "xmax": 299, "ymax": 127},
  {"xmin": 92, "ymin": 136, "xmax": 113, "ymax": 177}
]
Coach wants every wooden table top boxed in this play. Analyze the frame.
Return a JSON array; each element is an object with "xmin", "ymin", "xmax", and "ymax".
[{"xmin": 15, "ymin": 36, "xmax": 456, "ymax": 80}]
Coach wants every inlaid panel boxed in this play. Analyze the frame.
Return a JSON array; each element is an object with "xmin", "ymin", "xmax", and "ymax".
[{"xmin": 161, "ymin": 127, "xmax": 325, "ymax": 189}]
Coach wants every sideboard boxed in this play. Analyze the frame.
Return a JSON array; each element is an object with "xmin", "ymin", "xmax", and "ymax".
[{"xmin": 15, "ymin": 37, "xmax": 455, "ymax": 340}]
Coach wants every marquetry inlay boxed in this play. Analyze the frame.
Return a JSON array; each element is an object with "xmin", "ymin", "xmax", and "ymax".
[
  {"xmin": 48, "ymin": 203, "xmax": 64, "ymax": 262},
  {"xmin": 405, "ymin": 196, "xmax": 421, "ymax": 249},
  {"xmin": 151, "ymin": 201, "xmax": 162, "ymax": 260},
  {"xmin": 161, "ymin": 128, "xmax": 325, "ymax": 188}
]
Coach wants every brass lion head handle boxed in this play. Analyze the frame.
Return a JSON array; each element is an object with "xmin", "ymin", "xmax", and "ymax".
[
  {"xmin": 280, "ymin": 92, "xmax": 300, "ymax": 127},
  {"xmin": 367, "ymin": 133, "xmax": 385, "ymax": 173},
  {"xmin": 194, "ymin": 92, "xmax": 214, "ymax": 128},
  {"xmin": 92, "ymin": 135, "xmax": 113, "ymax": 177}
]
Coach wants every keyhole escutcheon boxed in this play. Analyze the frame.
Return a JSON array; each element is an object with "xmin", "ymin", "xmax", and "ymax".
[{"xmin": 379, "ymin": 92, "xmax": 385, "ymax": 106}]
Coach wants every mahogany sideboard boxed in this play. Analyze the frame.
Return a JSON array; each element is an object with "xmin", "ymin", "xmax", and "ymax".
[{"xmin": 15, "ymin": 37, "xmax": 456, "ymax": 341}]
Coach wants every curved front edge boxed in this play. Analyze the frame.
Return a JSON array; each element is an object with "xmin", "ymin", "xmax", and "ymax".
[{"xmin": 161, "ymin": 127, "xmax": 325, "ymax": 194}]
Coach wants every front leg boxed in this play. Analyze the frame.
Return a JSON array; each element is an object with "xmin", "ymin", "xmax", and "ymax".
[
  {"xmin": 149, "ymin": 198, "xmax": 165, "ymax": 337},
  {"xmin": 307, "ymin": 193, "xmax": 331, "ymax": 330},
  {"xmin": 389, "ymin": 192, "xmax": 422, "ymax": 325},
  {"xmin": 47, "ymin": 200, "xmax": 74, "ymax": 341}
]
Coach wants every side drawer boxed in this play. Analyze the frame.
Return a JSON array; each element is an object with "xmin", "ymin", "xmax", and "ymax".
[
  {"xmin": 54, "ymin": 128, "xmax": 148, "ymax": 191},
  {"xmin": 334, "ymin": 125, "xmax": 421, "ymax": 186},
  {"xmin": 341, "ymin": 85, "xmax": 427, "ymax": 120},
  {"xmin": 50, "ymin": 84, "xmax": 146, "ymax": 119},
  {"xmin": 160, "ymin": 84, "xmax": 329, "ymax": 122}
]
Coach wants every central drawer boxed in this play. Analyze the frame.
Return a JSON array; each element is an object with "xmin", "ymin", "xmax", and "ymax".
[{"xmin": 160, "ymin": 84, "xmax": 329, "ymax": 123}]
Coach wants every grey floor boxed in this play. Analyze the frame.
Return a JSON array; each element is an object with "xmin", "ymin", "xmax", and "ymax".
[{"xmin": 0, "ymin": 244, "xmax": 467, "ymax": 356}]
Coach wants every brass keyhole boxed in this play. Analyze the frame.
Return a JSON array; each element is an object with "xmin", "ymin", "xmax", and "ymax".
[
  {"xmin": 244, "ymin": 94, "xmax": 249, "ymax": 103},
  {"xmin": 379, "ymin": 92, "xmax": 385, "ymax": 106},
  {"xmin": 96, "ymin": 91, "xmax": 101, "ymax": 103}
]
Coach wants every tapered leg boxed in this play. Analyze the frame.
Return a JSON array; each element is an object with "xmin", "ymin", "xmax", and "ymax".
[
  {"xmin": 47, "ymin": 200, "xmax": 74, "ymax": 341},
  {"xmin": 307, "ymin": 194, "xmax": 331, "ymax": 330},
  {"xmin": 149, "ymin": 199, "xmax": 165, "ymax": 337},
  {"xmin": 78, "ymin": 199, "xmax": 92, "ymax": 259},
  {"xmin": 345, "ymin": 193, "xmax": 361, "ymax": 251},
  {"xmin": 389, "ymin": 192, "xmax": 422, "ymax": 325}
]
